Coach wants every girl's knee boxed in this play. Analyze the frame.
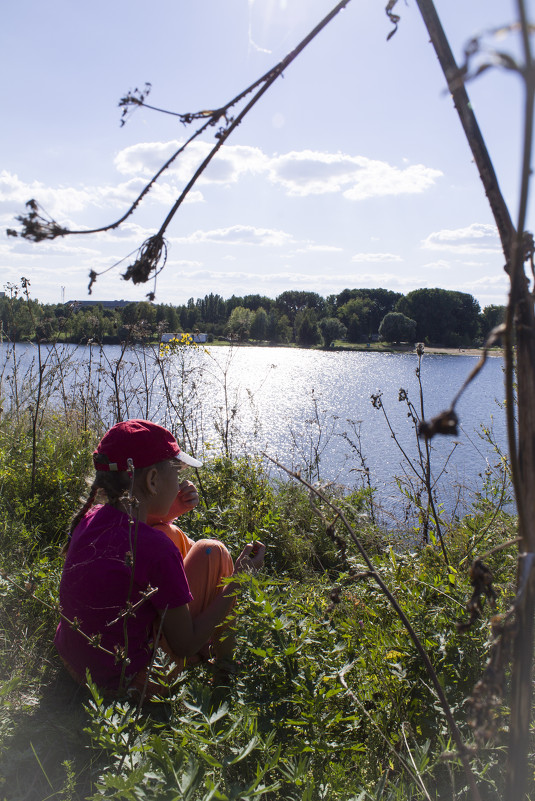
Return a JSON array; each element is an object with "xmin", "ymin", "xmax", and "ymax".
[
  {"xmin": 184, "ymin": 538, "xmax": 234, "ymax": 579},
  {"xmin": 189, "ymin": 538, "xmax": 231, "ymax": 560}
]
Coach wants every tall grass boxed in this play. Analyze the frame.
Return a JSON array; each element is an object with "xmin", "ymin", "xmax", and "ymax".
[{"xmin": 0, "ymin": 331, "xmax": 521, "ymax": 800}]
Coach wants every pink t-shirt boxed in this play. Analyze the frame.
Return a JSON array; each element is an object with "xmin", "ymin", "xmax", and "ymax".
[{"xmin": 55, "ymin": 504, "xmax": 193, "ymax": 690}]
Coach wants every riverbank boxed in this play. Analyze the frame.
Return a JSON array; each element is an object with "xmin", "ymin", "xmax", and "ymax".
[
  {"xmin": 330, "ymin": 342, "xmax": 504, "ymax": 357},
  {"xmin": 0, "ymin": 423, "xmax": 517, "ymax": 800},
  {"xmin": 212, "ymin": 339, "xmax": 504, "ymax": 357},
  {"xmin": 1, "ymin": 335, "xmax": 503, "ymax": 358}
]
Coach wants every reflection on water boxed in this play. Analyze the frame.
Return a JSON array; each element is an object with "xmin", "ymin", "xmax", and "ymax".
[
  {"xmin": 1, "ymin": 343, "xmax": 508, "ymax": 516},
  {"xmin": 202, "ymin": 347, "xmax": 507, "ymax": 503}
]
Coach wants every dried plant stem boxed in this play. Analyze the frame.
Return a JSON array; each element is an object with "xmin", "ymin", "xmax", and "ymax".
[
  {"xmin": 505, "ymin": 2, "xmax": 535, "ymax": 797},
  {"xmin": 154, "ymin": 0, "xmax": 353, "ymax": 242},
  {"xmin": 414, "ymin": 0, "xmax": 515, "ymax": 255},
  {"xmin": 413, "ymin": 1, "xmax": 534, "ymax": 797},
  {"xmin": 265, "ymin": 453, "xmax": 482, "ymax": 801}
]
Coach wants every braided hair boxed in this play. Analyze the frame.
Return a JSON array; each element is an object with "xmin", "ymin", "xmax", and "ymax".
[{"xmin": 63, "ymin": 470, "xmax": 133, "ymax": 555}]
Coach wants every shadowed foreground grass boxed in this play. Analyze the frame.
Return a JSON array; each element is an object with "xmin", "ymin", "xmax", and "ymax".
[{"xmin": 0, "ymin": 422, "xmax": 522, "ymax": 801}]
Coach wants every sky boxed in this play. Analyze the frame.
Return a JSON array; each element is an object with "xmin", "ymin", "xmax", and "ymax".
[{"xmin": 1, "ymin": 0, "xmax": 532, "ymax": 309}]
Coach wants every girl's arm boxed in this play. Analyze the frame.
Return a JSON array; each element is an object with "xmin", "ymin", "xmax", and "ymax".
[{"xmin": 159, "ymin": 541, "xmax": 265, "ymax": 658}]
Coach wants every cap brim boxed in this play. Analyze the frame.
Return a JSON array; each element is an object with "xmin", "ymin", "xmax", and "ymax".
[{"xmin": 176, "ymin": 451, "xmax": 203, "ymax": 468}]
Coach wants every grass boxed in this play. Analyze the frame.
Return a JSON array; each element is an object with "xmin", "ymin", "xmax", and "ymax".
[{"xmin": 0, "ymin": 416, "xmax": 522, "ymax": 800}]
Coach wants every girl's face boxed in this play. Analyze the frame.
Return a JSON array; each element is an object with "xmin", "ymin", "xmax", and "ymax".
[{"xmin": 145, "ymin": 459, "xmax": 184, "ymax": 518}]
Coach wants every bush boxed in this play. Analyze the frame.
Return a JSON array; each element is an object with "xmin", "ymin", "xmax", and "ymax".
[
  {"xmin": 0, "ymin": 418, "xmax": 521, "ymax": 801},
  {"xmin": 0, "ymin": 416, "xmax": 94, "ymax": 546}
]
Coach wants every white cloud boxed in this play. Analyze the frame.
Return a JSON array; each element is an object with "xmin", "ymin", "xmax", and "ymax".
[
  {"xmin": 345, "ymin": 272, "xmax": 423, "ymax": 289},
  {"xmin": 422, "ymin": 223, "xmax": 501, "ymax": 254},
  {"xmin": 291, "ymin": 244, "xmax": 344, "ymax": 255},
  {"xmin": 267, "ymin": 151, "xmax": 442, "ymax": 198},
  {"xmin": 0, "ymin": 168, "xmax": 203, "ymax": 235},
  {"xmin": 4, "ymin": 239, "xmax": 101, "ymax": 257},
  {"xmin": 421, "ymin": 259, "xmax": 452, "ymax": 271},
  {"xmin": 113, "ymin": 143, "xmax": 442, "ymax": 200},
  {"xmin": 351, "ymin": 252, "xmax": 403, "ymax": 263},
  {"xmin": 0, "ymin": 170, "xmax": 96, "ymax": 218},
  {"xmin": 171, "ymin": 224, "xmax": 294, "ymax": 247},
  {"xmin": 114, "ymin": 141, "xmax": 268, "ymax": 185},
  {"xmin": 1, "ymin": 140, "xmax": 443, "ymax": 240},
  {"xmin": 462, "ymin": 274, "xmax": 510, "ymax": 291}
]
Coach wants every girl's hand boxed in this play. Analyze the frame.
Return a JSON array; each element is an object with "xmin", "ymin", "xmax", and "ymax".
[
  {"xmin": 234, "ymin": 540, "xmax": 266, "ymax": 575},
  {"xmin": 173, "ymin": 480, "xmax": 200, "ymax": 516}
]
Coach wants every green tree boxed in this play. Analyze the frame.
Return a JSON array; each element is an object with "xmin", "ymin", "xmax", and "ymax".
[
  {"xmin": 250, "ymin": 307, "xmax": 268, "ymax": 340},
  {"xmin": 226, "ymin": 306, "xmax": 253, "ymax": 340},
  {"xmin": 329, "ymin": 288, "xmax": 402, "ymax": 337},
  {"xmin": 179, "ymin": 298, "xmax": 200, "ymax": 330},
  {"xmin": 266, "ymin": 310, "xmax": 291, "ymax": 343},
  {"xmin": 396, "ymin": 288, "xmax": 480, "ymax": 346},
  {"xmin": 276, "ymin": 290, "xmax": 326, "ymax": 325},
  {"xmin": 295, "ymin": 309, "xmax": 322, "ymax": 347},
  {"xmin": 378, "ymin": 312, "xmax": 417, "ymax": 343},
  {"xmin": 121, "ymin": 301, "xmax": 157, "ymax": 328},
  {"xmin": 480, "ymin": 304, "xmax": 505, "ymax": 340},
  {"xmin": 71, "ymin": 309, "xmax": 106, "ymax": 342},
  {"xmin": 319, "ymin": 317, "xmax": 347, "ymax": 347},
  {"xmin": 338, "ymin": 297, "xmax": 373, "ymax": 342},
  {"xmin": 242, "ymin": 294, "xmax": 275, "ymax": 313},
  {"xmin": 0, "ymin": 289, "xmax": 35, "ymax": 341}
]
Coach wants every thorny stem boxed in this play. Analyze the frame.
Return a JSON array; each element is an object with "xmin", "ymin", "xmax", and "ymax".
[
  {"xmin": 0, "ymin": 571, "xmax": 117, "ymax": 660},
  {"xmin": 413, "ymin": 0, "xmax": 516, "ymax": 256},
  {"xmin": 373, "ymin": 397, "xmax": 423, "ymax": 484},
  {"xmin": 506, "ymin": 0, "xmax": 535, "ymax": 548},
  {"xmin": 11, "ymin": 0, "xmax": 353, "ymax": 295},
  {"xmin": 156, "ymin": 0, "xmax": 352, "ymax": 242},
  {"xmin": 415, "ymin": 353, "xmax": 448, "ymax": 562},
  {"xmin": 338, "ymin": 666, "xmax": 433, "ymax": 795},
  {"xmin": 373, "ymin": 388, "xmax": 450, "ymax": 563},
  {"xmin": 410, "ymin": 1, "xmax": 534, "ymax": 797},
  {"xmin": 505, "ymin": 3, "xmax": 535, "ymax": 798},
  {"xmin": 460, "ymin": 465, "xmax": 511, "ymax": 565},
  {"xmin": 265, "ymin": 453, "xmax": 482, "ymax": 801},
  {"xmin": 154, "ymin": 339, "xmax": 209, "ymax": 505},
  {"xmin": 118, "ymin": 465, "xmax": 141, "ymax": 693}
]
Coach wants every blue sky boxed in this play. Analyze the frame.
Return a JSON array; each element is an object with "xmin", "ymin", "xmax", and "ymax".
[{"xmin": 0, "ymin": 0, "xmax": 531, "ymax": 308}]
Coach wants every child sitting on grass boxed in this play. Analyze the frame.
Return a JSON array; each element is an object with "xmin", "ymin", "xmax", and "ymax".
[{"xmin": 55, "ymin": 419, "xmax": 265, "ymax": 698}]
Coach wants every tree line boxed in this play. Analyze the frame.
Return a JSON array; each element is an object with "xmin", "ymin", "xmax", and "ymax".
[{"xmin": 0, "ymin": 285, "xmax": 504, "ymax": 348}]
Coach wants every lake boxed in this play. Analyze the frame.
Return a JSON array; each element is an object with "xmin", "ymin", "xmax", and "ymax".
[
  {"xmin": 0, "ymin": 342, "xmax": 509, "ymax": 519},
  {"xmin": 200, "ymin": 346, "xmax": 508, "ymax": 513}
]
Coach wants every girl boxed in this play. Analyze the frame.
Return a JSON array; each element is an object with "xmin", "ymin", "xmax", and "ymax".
[{"xmin": 55, "ymin": 419, "xmax": 265, "ymax": 697}]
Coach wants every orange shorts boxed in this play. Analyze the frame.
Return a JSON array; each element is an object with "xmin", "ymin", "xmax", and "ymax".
[{"xmin": 61, "ymin": 538, "xmax": 234, "ymax": 702}]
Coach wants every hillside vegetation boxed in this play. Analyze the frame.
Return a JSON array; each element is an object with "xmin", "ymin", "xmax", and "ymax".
[{"xmin": 0, "ymin": 332, "xmax": 523, "ymax": 801}]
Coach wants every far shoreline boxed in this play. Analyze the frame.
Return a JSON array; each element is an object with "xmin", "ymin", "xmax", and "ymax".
[
  {"xmin": 0, "ymin": 338, "xmax": 504, "ymax": 357},
  {"xmin": 232, "ymin": 341, "xmax": 505, "ymax": 357}
]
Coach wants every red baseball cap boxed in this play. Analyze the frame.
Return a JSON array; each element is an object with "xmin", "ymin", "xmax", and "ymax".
[{"xmin": 93, "ymin": 419, "xmax": 202, "ymax": 472}]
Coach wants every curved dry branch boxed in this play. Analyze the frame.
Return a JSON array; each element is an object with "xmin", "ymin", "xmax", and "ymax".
[
  {"xmin": 264, "ymin": 452, "xmax": 483, "ymax": 801},
  {"xmin": 7, "ymin": 0, "xmax": 353, "ymax": 297}
]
